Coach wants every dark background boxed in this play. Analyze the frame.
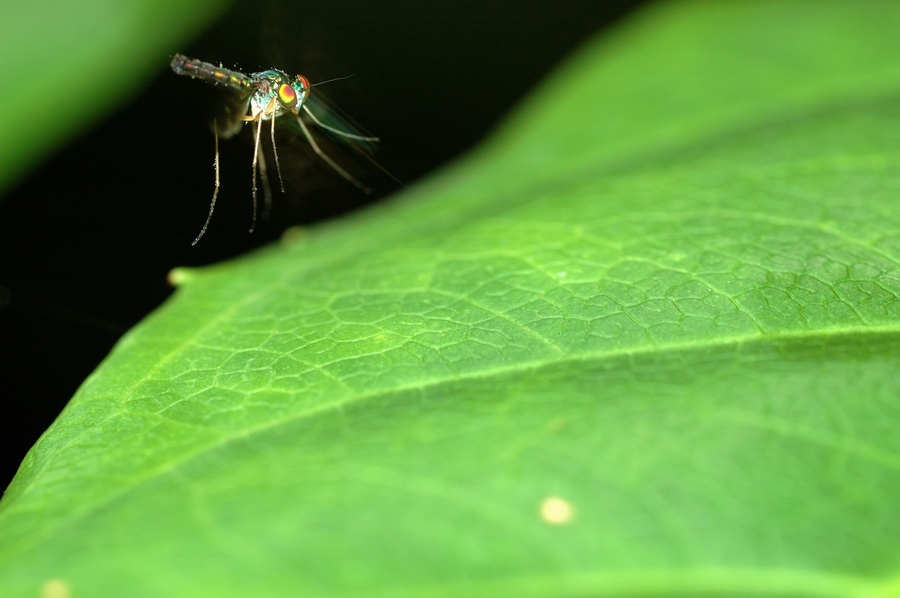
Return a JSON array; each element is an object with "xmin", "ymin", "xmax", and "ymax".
[{"xmin": 0, "ymin": 1, "xmax": 645, "ymax": 490}]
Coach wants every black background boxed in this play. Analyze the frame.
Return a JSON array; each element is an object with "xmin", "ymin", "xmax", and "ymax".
[{"xmin": 0, "ymin": 1, "xmax": 644, "ymax": 490}]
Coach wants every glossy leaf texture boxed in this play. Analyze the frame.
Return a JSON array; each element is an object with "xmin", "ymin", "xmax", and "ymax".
[{"xmin": 2, "ymin": 2, "xmax": 900, "ymax": 596}]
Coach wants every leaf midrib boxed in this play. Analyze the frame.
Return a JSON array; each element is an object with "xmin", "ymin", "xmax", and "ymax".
[{"xmin": 3, "ymin": 323, "xmax": 897, "ymax": 561}]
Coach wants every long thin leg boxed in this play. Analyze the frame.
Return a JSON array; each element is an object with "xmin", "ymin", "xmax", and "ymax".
[
  {"xmin": 302, "ymin": 104, "xmax": 403, "ymax": 188},
  {"xmin": 258, "ymin": 141, "xmax": 273, "ymax": 221},
  {"xmin": 269, "ymin": 111, "xmax": 285, "ymax": 193},
  {"xmin": 250, "ymin": 115, "xmax": 264, "ymax": 233},
  {"xmin": 301, "ymin": 104, "xmax": 379, "ymax": 141},
  {"xmin": 192, "ymin": 123, "xmax": 221, "ymax": 246},
  {"xmin": 296, "ymin": 116, "xmax": 371, "ymax": 193}
]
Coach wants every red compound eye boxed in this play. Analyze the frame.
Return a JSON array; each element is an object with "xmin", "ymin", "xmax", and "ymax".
[
  {"xmin": 298, "ymin": 75, "xmax": 310, "ymax": 91},
  {"xmin": 277, "ymin": 83, "xmax": 298, "ymax": 108}
]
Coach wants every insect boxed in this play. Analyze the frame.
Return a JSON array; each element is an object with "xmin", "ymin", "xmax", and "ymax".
[{"xmin": 170, "ymin": 54, "xmax": 378, "ymax": 245}]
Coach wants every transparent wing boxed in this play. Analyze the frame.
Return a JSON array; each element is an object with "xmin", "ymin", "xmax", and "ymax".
[{"xmin": 300, "ymin": 93, "xmax": 379, "ymax": 155}]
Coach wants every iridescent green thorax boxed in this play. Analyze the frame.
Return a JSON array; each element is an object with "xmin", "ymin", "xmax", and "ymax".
[{"xmin": 248, "ymin": 69, "xmax": 310, "ymax": 121}]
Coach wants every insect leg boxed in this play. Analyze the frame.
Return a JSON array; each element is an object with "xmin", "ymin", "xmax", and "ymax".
[
  {"xmin": 250, "ymin": 115, "xmax": 264, "ymax": 233},
  {"xmin": 301, "ymin": 104, "xmax": 379, "ymax": 142},
  {"xmin": 257, "ymin": 141, "xmax": 273, "ymax": 221},
  {"xmin": 269, "ymin": 112, "xmax": 285, "ymax": 194},
  {"xmin": 295, "ymin": 116, "xmax": 371, "ymax": 194},
  {"xmin": 191, "ymin": 122, "xmax": 221, "ymax": 246}
]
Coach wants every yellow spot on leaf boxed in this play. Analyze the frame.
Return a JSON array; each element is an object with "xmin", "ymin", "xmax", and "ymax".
[
  {"xmin": 540, "ymin": 496, "xmax": 575, "ymax": 524},
  {"xmin": 41, "ymin": 579, "xmax": 71, "ymax": 598}
]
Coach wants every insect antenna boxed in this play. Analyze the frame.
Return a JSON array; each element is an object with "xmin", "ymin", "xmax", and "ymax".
[{"xmin": 310, "ymin": 74, "xmax": 359, "ymax": 87}]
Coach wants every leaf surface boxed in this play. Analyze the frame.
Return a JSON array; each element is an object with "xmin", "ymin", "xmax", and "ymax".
[{"xmin": 2, "ymin": 2, "xmax": 900, "ymax": 596}]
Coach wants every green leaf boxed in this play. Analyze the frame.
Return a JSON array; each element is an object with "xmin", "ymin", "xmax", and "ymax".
[
  {"xmin": 0, "ymin": 0, "xmax": 228, "ymax": 194},
  {"xmin": 3, "ymin": 2, "xmax": 900, "ymax": 596}
]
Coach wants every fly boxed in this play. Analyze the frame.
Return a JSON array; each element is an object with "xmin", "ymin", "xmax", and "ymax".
[{"xmin": 170, "ymin": 54, "xmax": 378, "ymax": 245}]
